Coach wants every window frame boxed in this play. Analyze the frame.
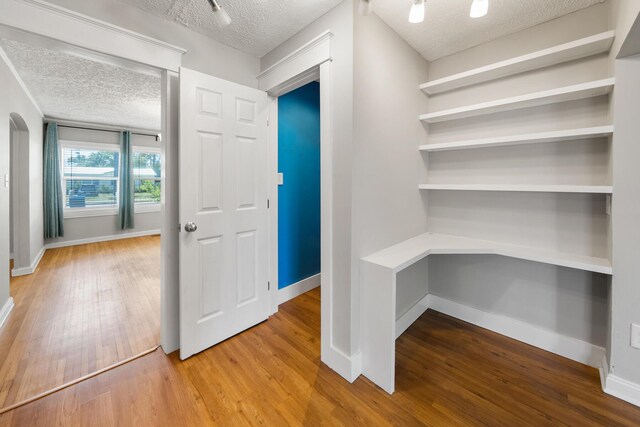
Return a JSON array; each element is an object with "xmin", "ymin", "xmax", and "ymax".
[
  {"xmin": 132, "ymin": 146, "xmax": 162, "ymax": 213},
  {"xmin": 59, "ymin": 140, "xmax": 121, "ymax": 219}
]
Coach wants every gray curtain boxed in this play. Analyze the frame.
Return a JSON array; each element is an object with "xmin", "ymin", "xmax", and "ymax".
[
  {"xmin": 43, "ymin": 122, "xmax": 64, "ymax": 239},
  {"xmin": 118, "ymin": 131, "xmax": 135, "ymax": 229}
]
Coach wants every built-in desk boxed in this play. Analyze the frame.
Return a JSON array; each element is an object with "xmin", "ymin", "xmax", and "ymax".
[{"xmin": 360, "ymin": 232, "xmax": 612, "ymax": 393}]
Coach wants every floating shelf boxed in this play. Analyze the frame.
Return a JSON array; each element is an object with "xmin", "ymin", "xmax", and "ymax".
[
  {"xmin": 418, "ymin": 184, "xmax": 613, "ymax": 194},
  {"xmin": 420, "ymin": 31, "xmax": 615, "ymax": 96},
  {"xmin": 419, "ymin": 78, "xmax": 615, "ymax": 124},
  {"xmin": 362, "ymin": 232, "xmax": 612, "ymax": 275},
  {"xmin": 419, "ymin": 125, "xmax": 614, "ymax": 152}
]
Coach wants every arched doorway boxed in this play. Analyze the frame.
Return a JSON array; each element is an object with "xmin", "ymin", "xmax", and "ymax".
[{"xmin": 8, "ymin": 113, "xmax": 30, "ymax": 276}]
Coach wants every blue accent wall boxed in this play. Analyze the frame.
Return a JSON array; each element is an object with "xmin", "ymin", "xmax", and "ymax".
[{"xmin": 278, "ymin": 82, "xmax": 321, "ymax": 289}]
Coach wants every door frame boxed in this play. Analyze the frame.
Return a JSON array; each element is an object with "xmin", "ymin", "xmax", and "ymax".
[
  {"xmin": 257, "ymin": 30, "xmax": 353, "ymax": 381},
  {"xmin": 0, "ymin": 0, "xmax": 186, "ymax": 353}
]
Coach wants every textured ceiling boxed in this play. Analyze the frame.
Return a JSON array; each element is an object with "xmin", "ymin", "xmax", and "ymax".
[
  {"xmin": 117, "ymin": 0, "xmax": 344, "ymax": 57},
  {"xmin": 372, "ymin": 0, "xmax": 606, "ymax": 61},
  {"xmin": 0, "ymin": 39, "xmax": 161, "ymax": 130}
]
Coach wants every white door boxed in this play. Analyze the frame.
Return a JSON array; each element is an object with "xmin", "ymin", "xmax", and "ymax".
[{"xmin": 179, "ymin": 67, "xmax": 269, "ymax": 359}]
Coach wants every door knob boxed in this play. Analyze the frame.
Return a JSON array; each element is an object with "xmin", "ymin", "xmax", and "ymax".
[{"xmin": 184, "ymin": 222, "xmax": 198, "ymax": 232}]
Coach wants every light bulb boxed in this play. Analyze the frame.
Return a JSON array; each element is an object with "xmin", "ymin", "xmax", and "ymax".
[
  {"xmin": 409, "ymin": 0, "xmax": 425, "ymax": 24},
  {"xmin": 359, "ymin": 0, "xmax": 373, "ymax": 16},
  {"xmin": 470, "ymin": 0, "xmax": 488, "ymax": 18},
  {"xmin": 207, "ymin": 0, "xmax": 231, "ymax": 26},
  {"xmin": 212, "ymin": 5, "xmax": 231, "ymax": 26}
]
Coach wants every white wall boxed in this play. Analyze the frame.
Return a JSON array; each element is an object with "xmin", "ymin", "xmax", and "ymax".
[
  {"xmin": 0, "ymin": 55, "xmax": 44, "ymax": 310},
  {"xmin": 422, "ymin": 5, "xmax": 612, "ymax": 349},
  {"xmin": 44, "ymin": 0, "xmax": 260, "ymax": 87},
  {"xmin": 261, "ymin": 0, "xmax": 355, "ymax": 355},
  {"xmin": 352, "ymin": 9, "xmax": 430, "ymax": 353},
  {"xmin": 45, "ymin": 127, "xmax": 162, "ymax": 246}
]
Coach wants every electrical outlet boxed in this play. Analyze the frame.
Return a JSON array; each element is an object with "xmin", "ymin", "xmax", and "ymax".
[{"xmin": 632, "ymin": 324, "xmax": 640, "ymax": 350}]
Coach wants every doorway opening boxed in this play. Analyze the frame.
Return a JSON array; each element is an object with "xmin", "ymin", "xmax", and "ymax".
[
  {"xmin": 8, "ymin": 113, "xmax": 29, "ymax": 276},
  {"xmin": 0, "ymin": 35, "xmax": 164, "ymax": 411},
  {"xmin": 276, "ymin": 82, "xmax": 321, "ymax": 298}
]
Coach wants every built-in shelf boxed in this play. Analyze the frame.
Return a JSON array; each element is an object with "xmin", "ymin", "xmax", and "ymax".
[
  {"xmin": 418, "ymin": 184, "xmax": 613, "ymax": 194},
  {"xmin": 419, "ymin": 78, "xmax": 615, "ymax": 124},
  {"xmin": 420, "ymin": 31, "xmax": 615, "ymax": 96},
  {"xmin": 362, "ymin": 232, "xmax": 612, "ymax": 275},
  {"xmin": 419, "ymin": 125, "xmax": 614, "ymax": 152}
]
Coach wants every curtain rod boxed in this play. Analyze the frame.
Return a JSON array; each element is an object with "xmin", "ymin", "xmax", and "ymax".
[{"xmin": 54, "ymin": 124, "xmax": 160, "ymax": 140}]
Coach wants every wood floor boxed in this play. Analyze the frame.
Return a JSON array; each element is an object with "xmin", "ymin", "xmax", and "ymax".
[
  {"xmin": 0, "ymin": 236, "xmax": 160, "ymax": 410},
  {"xmin": 1, "ymin": 286, "xmax": 639, "ymax": 426}
]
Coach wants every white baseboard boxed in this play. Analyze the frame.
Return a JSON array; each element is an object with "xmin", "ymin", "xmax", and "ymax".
[
  {"xmin": 0, "ymin": 297, "xmax": 15, "ymax": 329},
  {"xmin": 278, "ymin": 273, "xmax": 321, "ymax": 305},
  {"xmin": 599, "ymin": 356, "xmax": 640, "ymax": 407},
  {"xmin": 322, "ymin": 344, "xmax": 362, "ymax": 383},
  {"xmin": 45, "ymin": 229, "xmax": 161, "ymax": 250},
  {"xmin": 396, "ymin": 293, "xmax": 430, "ymax": 338},
  {"xmin": 396, "ymin": 293, "xmax": 604, "ymax": 368},
  {"xmin": 11, "ymin": 246, "xmax": 46, "ymax": 277}
]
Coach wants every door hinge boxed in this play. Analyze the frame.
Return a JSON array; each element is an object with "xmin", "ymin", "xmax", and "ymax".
[
  {"xmin": 267, "ymin": 199, "xmax": 270, "ymax": 209},
  {"xmin": 268, "ymin": 281, "xmax": 271, "ymax": 291},
  {"xmin": 267, "ymin": 119, "xmax": 270, "ymax": 127},
  {"xmin": 178, "ymin": 223, "xmax": 181, "ymax": 232}
]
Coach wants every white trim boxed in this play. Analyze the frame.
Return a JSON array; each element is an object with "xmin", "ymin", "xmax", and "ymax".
[
  {"xmin": 268, "ymin": 97, "xmax": 279, "ymax": 315},
  {"xmin": 0, "ymin": 0, "xmax": 185, "ymax": 72},
  {"xmin": 45, "ymin": 229, "xmax": 160, "ymax": 249},
  {"xmin": 278, "ymin": 274, "xmax": 321, "ymax": 305},
  {"xmin": 160, "ymin": 70, "xmax": 179, "ymax": 354},
  {"xmin": 599, "ymin": 356, "xmax": 640, "ymax": 407},
  {"xmin": 64, "ymin": 207, "xmax": 119, "ymax": 219},
  {"xmin": 135, "ymin": 204, "xmax": 161, "ymax": 214},
  {"xmin": 0, "ymin": 298, "xmax": 15, "ymax": 329},
  {"xmin": 258, "ymin": 30, "xmax": 333, "ymax": 80},
  {"xmin": 319, "ymin": 60, "xmax": 339, "ymax": 379},
  {"xmin": 257, "ymin": 30, "xmax": 332, "ymax": 94},
  {"xmin": 259, "ymin": 32, "xmax": 342, "ymax": 382},
  {"xmin": 11, "ymin": 245, "xmax": 45, "ymax": 277},
  {"xmin": 425, "ymin": 294, "xmax": 605, "ymax": 368},
  {"xmin": 0, "ymin": 46, "xmax": 44, "ymax": 117},
  {"xmin": 323, "ymin": 345, "xmax": 362, "ymax": 383},
  {"xmin": 395, "ymin": 293, "xmax": 430, "ymax": 339}
]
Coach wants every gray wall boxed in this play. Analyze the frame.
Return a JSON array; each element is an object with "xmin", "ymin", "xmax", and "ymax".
[
  {"xmin": 0, "ymin": 55, "xmax": 44, "ymax": 310},
  {"xmin": 610, "ymin": 53, "xmax": 640, "ymax": 385},
  {"xmin": 45, "ymin": 127, "xmax": 162, "ymax": 246},
  {"xmin": 261, "ymin": 0, "xmax": 355, "ymax": 355},
  {"xmin": 352, "ymin": 8, "xmax": 430, "ymax": 352}
]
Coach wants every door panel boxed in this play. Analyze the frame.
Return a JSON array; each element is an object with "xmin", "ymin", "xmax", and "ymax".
[{"xmin": 179, "ymin": 67, "xmax": 269, "ymax": 359}]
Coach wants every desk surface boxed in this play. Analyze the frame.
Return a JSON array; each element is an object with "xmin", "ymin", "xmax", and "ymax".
[{"xmin": 361, "ymin": 232, "xmax": 612, "ymax": 275}]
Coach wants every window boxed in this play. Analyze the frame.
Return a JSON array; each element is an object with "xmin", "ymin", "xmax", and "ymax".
[
  {"xmin": 60, "ymin": 142, "xmax": 162, "ymax": 217},
  {"xmin": 133, "ymin": 148, "xmax": 161, "ymax": 212},
  {"xmin": 61, "ymin": 142, "xmax": 120, "ymax": 217}
]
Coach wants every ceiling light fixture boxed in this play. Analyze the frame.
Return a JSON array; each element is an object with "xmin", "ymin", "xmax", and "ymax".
[
  {"xmin": 470, "ymin": 0, "xmax": 489, "ymax": 18},
  {"xmin": 409, "ymin": 0, "xmax": 425, "ymax": 24},
  {"xmin": 359, "ymin": 0, "xmax": 373, "ymax": 16},
  {"xmin": 206, "ymin": 0, "xmax": 231, "ymax": 26}
]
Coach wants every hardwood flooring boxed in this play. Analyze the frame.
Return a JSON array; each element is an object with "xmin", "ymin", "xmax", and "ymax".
[
  {"xmin": 0, "ymin": 236, "xmax": 160, "ymax": 410},
  {"xmin": 2, "ymin": 287, "xmax": 640, "ymax": 426}
]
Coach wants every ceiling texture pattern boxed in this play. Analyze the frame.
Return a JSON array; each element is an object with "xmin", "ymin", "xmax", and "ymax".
[
  {"xmin": 372, "ymin": 0, "xmax": 606, "ymax": 61},
  {"xmin": 117, "ymin": 0, "xmax": 344, "ymax": 57},
  {"xmin": 0, "ymin": 39, "xmax": 161, "ymax": 130}
]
